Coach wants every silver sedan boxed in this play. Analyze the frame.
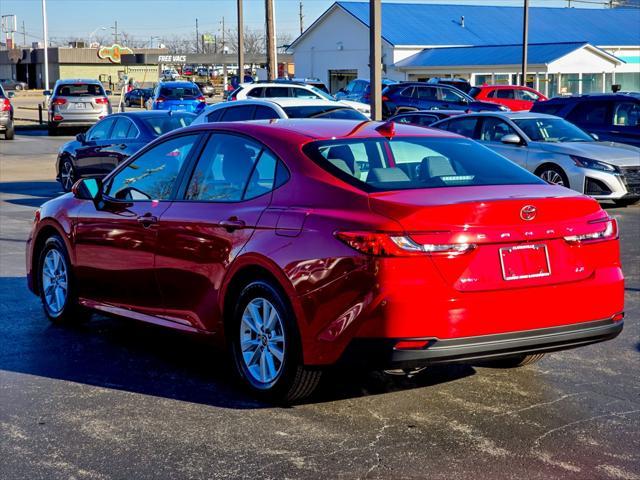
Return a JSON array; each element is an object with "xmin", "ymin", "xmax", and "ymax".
[{"xmin": 431, "ymin": 112, "xmax": 640, "ymax": 206}]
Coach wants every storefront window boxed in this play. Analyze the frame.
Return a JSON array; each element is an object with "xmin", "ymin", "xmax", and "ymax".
[
  {"xmin": 560, "ymin": 73, "xmax": 580, "ymax": 94},
  {"xmin": 547, "ymin": 74, "xmax": 558, "ymax": 97},
  {"xmin": 605, "ymin": 73, "xmax": 614, "ymax": 93},
  {"xmin": 616, "ymin": 72, "xmax": 640, "ymax": 92},
  {"xmin": 474, "ymin": 74, "xmax": 491, "ymax": 85},
  {"xmin": 582, "ymin": 73, "xmax": 604, "ymax": 94},
  {"xmin": 493, "ymin": 74, "xmax": 510, "ymax": 85}
]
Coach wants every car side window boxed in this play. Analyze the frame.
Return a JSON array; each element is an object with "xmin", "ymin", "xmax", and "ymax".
[
  {"xmin": 517, "ymin": 89, "xmax": 540, "ymax": 101},
  {"xmin": 263, "ymin": 87, "xmax": 290, "ymax": 97},
  {"xmin": 292, "ymin": 87, "xmax": 320, "ymax": 99},
  {"xmin": 567, "ymin": 101, "xmax": 609, "ymax": 125},
  {"xmin": 87, "ymin": 118, "xmax": 116, "ymax": 141},
  {"xmin": 613, "ymin": 101, "xmax": 640, "ymax": 127},
  {"xmin": 496, "ymin": 89, "xmax": 515, "ymax": 99},
  {"xmin": 399, "ymin": 87, "xmax": 414, "ymax": 98},
  {"xmin": 253, "ymin": 105, "xmax": 279, "ymax": 120},
  {"xmin": 487, "ymin": 90, "xmax": 497, "ymax": 98},
  {"xmin": 220, "ymin": 105, "xmax": 255, "ymax": 121},
  {"xmin": 394, "ymin": 115, "xmax": 412, "ymax": 124},
  {"xmin": 111, "ymin": 118, "xmax": 136, "ymax": 140},
  {"xmin": 479, "ymin": 117, "xmax": 517, "ymax": 142},
  {"xmin": 416, "ymin": 87, "xmax": 438, "ymax": 100},
  {"xmin": 416, "ymin": 114, "xmax": 438, "ymax": 126},
  {"xmin": 439, "ymin": 88, "xmax": 465, "ymax": 103},
  {"xmin": 441, "ymin": 117, "xmax": 478, "ymax": 138},
  {"xmin": 185, "ymin": 133, "xmax": 276, "ymax": 202},
  {"xmin": 246, "ymin": 87, "xmax": 264, "ymax": 98},
  {"xmin": 206, "ymin": 108, "xmax": 224, "ymax": 123},
  {"xmin": 105, "ymin": 134, "xmax": 198, "ymax": 201}
]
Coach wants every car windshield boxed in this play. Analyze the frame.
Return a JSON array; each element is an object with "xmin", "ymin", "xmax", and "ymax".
[
  {"xmin": 283, "ymin": 106, "xmax": 367, "ymax": 120},
  {"xmin": 143, "ymin": 113, "xmax": 195, "ymax": 136},
  {"xmin": 55, "ymin": 83, "xmax": 105, "ymax": 97},
  {"xmin": 513, "ymin": 118, "xmax": 593, "ymax": 143},
  {"xmin": 304, "ymin": 137, "xmax": 543, "ymax": 192},
  {"xmin": 160, "ymin": 86, "xmax": 200, "ymax": 99},
  {"xmin": 309, "ymin": 86, "xmax": 336, "ymax": 101}
]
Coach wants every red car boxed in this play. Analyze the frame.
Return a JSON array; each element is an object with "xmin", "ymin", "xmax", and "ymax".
[
  {"xmin": 470, "ymin": 85, "xmax": 548, "ymax": 111},
  {"xmin": 26, "ymin": 120, "xmax": 624, "ymax": 401}
]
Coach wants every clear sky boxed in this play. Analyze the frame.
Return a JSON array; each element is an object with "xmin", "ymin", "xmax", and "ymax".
[{"xmin": 0, "ymin": 0, "xmax": 601, "ymax": 47}]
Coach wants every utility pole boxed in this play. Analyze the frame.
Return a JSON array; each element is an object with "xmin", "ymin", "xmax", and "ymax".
[
  {"xmin": 369, "ymin": 0, "xmax": 382, "ymax": 120},
  {"xmin": 299, "ymin": 1, "xmax": 304, "ymax": 35},
  {"xmin": 113, "ymin": 20, "xmax": 119, "ymax": 44},
  {"xmin": 195, "ymin": 18, "xmax": 199, "ymax": 53},
  {"xmin": 237, "ymin": 0, "xmax": 244, "ymax": 81},
  {"xmin": 41, "ymin": 0, "xmax": 50, "ymax": 90},
  {"xmin": 266, "ymin": 0, "xmax": 276, "ymax": 80},
  {"xmin": 21, "ymin": 21, "xmax": 26, "ymax": 47},
  {"xmin": 521, "ymin": 0, "xmax": 529, "ymax": 86}
]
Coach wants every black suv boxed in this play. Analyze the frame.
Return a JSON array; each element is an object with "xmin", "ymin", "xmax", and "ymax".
[
  {"xmin": 530, "ymin": 93, "xmax": 640, "ymax": 147},
  {"xmin": 382, "ymin": 82, "xmax": 509, "ymax": 117}
]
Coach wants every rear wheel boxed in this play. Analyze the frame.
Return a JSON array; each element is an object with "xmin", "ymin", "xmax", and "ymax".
[
  {"xmin": 59, "ymin": 158, "xmax": 76, "ymax": 192},
  {"xmin": 537, "ymin": 164, "xmax": 569, "ymax": 188},
  {"xmin": 4, "ymin": 119, "xmax": 14, "ymax": 140},
  {"xmin": 229, "ymin": 280, "xmax": 322, "ymax": 403},
  {"xmin": 48, "ymin": 123, "xmax": 59, "ymax": 136},
  {"xmin": 38, "ymin": 235, "xmax": 89, "ymax": 324},
  {"xmin": 486, "ymin": 353, "xmax": 546, "ymax": 368}
]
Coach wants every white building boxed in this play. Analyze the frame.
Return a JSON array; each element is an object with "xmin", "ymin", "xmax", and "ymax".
[{"xmin": 288, "ymin": 2, "xmax": 640, "ymax": 95}]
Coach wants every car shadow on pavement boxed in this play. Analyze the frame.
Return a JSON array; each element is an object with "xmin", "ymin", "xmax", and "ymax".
[
  {"xmin": 0, "ymin": 181, "xmax": 62, "ymax": 207},
  {"xmin": 0, "ymin": 276, "xmax": 474, "ymax": 408}
]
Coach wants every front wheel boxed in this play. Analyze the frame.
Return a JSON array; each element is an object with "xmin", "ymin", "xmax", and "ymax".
[
  {"xmin": 38, "ymin": 235, "xmax": 89, "ymax": 324},
  {"xmin": 59, "ymin": 158, "xmax": 76, "ymax": 192},
  {"xmin": 229, "ymin": 280, "xmax": 322, "ymax": 403},
  {"xmin": 537, "ymin": 165, "xmax": 569, "ymax": 188}
]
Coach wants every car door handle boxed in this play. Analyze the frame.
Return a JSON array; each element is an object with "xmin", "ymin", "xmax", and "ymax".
[
  {"xmin": 137, "ymin": 214, "xmax": 158, "ymax": 227},
  {"xmin": 218, "ymin": 218, "xmax": 246, "ymax": 231}
]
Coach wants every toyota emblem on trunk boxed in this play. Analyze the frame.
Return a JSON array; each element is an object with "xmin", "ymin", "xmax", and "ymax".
[{"xmin": 520, "ymin": 205, "xmax": 537, "ymax": 221}]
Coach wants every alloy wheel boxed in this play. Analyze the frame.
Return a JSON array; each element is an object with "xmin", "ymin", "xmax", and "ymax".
[
  {"xmin": 60, "ymin": 161, "xmax": 75, "ymax": 191},
  {"xmin": 240, "ymin": 297, "xmax": 286, "ymax": 384},
  {"xmin": 540, "ymin": 169, "xmax": 565, "ymax": 186},
  {"xmin": 42, "ymin": 249, "xmax": 68, "ymax": 315}
]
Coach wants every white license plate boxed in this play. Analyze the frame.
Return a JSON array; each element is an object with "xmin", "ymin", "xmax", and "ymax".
[{"xmin": 73, "ymin": 103, "xmax": 87, "ymax": 109}]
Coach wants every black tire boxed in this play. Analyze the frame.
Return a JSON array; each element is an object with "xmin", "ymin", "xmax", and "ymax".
[
  {"xmin": 485, "ymin": 353, "xmax": 546, "ymax": 368},
  {"xmin": 48, "ymin": 123, "xmax": 58, "ymax": 136},
  {"xmin": 614, "ymin": 198, "xmax": 639, "ymax": 208},
  {"xmin": 59, "ymin": 157, "xmax": 76, "ymax": 192},
  {"xmin": 4, "ymin": 120, "xmax": 14, "ymax": 140},
  {"xmin": 229, "ymin": 279, "xmax": 322, "ymax": 403},
  {"xmin": 37, "ymin": 235, "xmax": 90, "ymax": 325},
  {"xmin": 536, "ymin": 164, "xmax": 569, "ymax": 189}
]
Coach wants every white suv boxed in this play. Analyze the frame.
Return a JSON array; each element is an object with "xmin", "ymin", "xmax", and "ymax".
[
  {"xmin": 228, "ymin": 82, "xmax": 371, "ymax": 117},
  {"xmin": 192, "ymin": 98, "xmax": 368, "ymax": 125}
]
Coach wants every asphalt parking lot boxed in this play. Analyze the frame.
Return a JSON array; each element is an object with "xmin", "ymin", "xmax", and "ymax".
[{"xmin": 1, "ymin": 132, "xmax": 639, "ymax": 480}]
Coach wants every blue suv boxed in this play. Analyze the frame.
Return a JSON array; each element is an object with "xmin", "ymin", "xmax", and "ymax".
[
  {"xmin": 382, "ymin": 82, "xmax": 509, "ymax": 116},
  {"xmin": 149, "ymin": 81, "xmax": 206, "ymax": 114},
  {"xmin": 530, "ymin": 93, "xmax": 640, "ymax": 147}
]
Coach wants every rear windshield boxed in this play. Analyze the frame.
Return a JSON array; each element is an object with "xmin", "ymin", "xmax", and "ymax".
[
  {"xmin": 160, "ymin": 86, "xmax": 201, "ymax": 99},
  {"xmin": 55, "ymin": 83, "xmax": 105, "ymax": 97},
  {"xmin": 303, "ymin": 137, "xmax": 544, "ymax": 192},
  {"xmin": 283, "ymin": 106, "xmax": 367, "ymax": 120},
  {"xmin": 143, "ymin": 113, "xmax": 195, "ymax": 136}
]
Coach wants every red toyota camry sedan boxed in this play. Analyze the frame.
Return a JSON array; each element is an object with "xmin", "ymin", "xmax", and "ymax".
[{"xmin": 26, "ymin": 119, "xmax": 624, "ymax": 401}]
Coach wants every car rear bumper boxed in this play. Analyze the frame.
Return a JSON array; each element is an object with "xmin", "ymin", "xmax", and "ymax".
[{"xmin": 340, "ymin": 316, "xmax": 623, "ymax": 368}]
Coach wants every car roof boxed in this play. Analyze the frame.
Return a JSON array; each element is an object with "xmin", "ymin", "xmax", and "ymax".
[
  {"xmin": 159, "ymin": 81, "xmax": 198, "ymax": 87},
  {"xmin": 438, "ymin": 111, "xmax": 560, "ymax": 120},
  {"xmin": 55, "ymin": 78, "xmax": 103, "ymax": 85},
  {"xmin": 210, "ymin": 98, "xmax": 343, "ymax": 109},
  {"xmin": 474, "ymin": 84, "xmax": 534, "ymax": 89},
  {"xmin": 181, "ymin": 118, "xmax": 462, "ymax": 143},
  {"xmin": 545, "ymin": 92, "xmax": 640, "ymax": 102},
  {"xmin": 114, "ymin": 111, "xmax": 196, "ymax": 119}
]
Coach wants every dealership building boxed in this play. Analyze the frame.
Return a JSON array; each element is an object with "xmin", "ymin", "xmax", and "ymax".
[{"xmin": 289, "ymin": 2, "xmax": 640, "ymax": 95}]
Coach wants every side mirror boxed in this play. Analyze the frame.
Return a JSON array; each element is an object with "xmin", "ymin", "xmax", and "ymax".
[
  {"xmin": 590, "ymin": 133, "xmax": 599, "ymax": 141},
  {"xmin": 72, "ymin": 178, "xmax": 102, "ymax": 201},
  {"xmin": 501, "ymin": 134, "xmax": 522, "ymax": 145},
  {"xmin": 43, "ymin": 90, "xmax": 51, "ymax": 96},
  {"xmin": 459, "ymin": 97, "xmax": 469, "ymax": 104},
  {"xmin": 76, "ymin": 132, "xmax": 86, "ymax": 144},
  {"xmin": 7, "ymin": 91, "xmax": 15, "ymax": 98}
]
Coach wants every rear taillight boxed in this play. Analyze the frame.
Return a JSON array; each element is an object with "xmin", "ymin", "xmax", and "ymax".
[
  {"xmin": 0, "ymin": 98, "xmax": 10, "ymax": 111},
  {"xmin": 382, "ymin": 95, "xmax": 390, "ymax": 102},
  {"xmin": 564, "ymin": 218, "xmax": 618, "ymax": 244},
  {"xmin": 196, "ymin": 95, "xmax": 206, "ymax": 102},
  {"xmin": 52, "ymin": 98, "xmax": 67, "ymax": 105},
  {"xmin": 156, "ymin": 97, "xmax": 166, "ymax": 103},
  {"xmin": 335, "ymin": 231, "xmax": 476, "ymax": 257},
  {"xmin": 95, "ymin": 97, "xmax": 109, "ymax": 104}
]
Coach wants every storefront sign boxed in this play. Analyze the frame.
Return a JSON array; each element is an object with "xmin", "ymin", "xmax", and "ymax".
[
  {"xmin": 158, "ymin": 55, "xmax": 187, "ymax": 63},
  {"xmin": 98, "ymin": 44, "xmax": 134, "ymax": 64}
]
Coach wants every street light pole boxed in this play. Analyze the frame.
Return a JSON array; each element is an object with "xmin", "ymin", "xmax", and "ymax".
[
  {"xmin": 521, "ymin": 0, "xmax": 529, "ymax": 86},
  {"xmin": 41, "ymin": 0, "xmax": 50, "ymax": 90},
  {"xmin": 369, "ymin": 0, "xmax": 382, "ymax": 120},
  {"xmin": 237, "ymin": 0, "xmax": 244, "ymax": 81}
]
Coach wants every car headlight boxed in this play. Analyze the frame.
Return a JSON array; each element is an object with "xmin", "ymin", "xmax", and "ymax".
[{"xmin": 570, "ymin": 155, "xmax": 619, "ymax": 173}]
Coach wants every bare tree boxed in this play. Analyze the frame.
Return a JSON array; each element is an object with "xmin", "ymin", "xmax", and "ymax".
[{"xmin": 227, "ymin": 27, "xmax": 264, "ymax": 55}]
